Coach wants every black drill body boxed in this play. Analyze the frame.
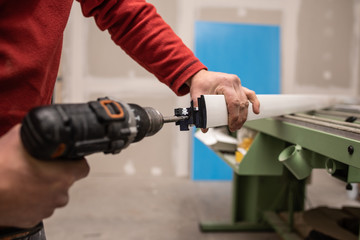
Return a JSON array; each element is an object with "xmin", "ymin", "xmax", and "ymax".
[{"xmin": 20, "ymin": 98, "xmax": 165, "ymax": 160}]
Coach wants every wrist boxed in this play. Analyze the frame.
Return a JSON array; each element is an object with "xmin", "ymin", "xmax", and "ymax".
[{"xmin": 185, "ymin": 69, "xmax": 207, "ymax": 87}]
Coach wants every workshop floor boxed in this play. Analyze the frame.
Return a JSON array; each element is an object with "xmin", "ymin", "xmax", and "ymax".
[{"xmin": 44, "ymin": 152, "xmax": 360, "ymax": 240}]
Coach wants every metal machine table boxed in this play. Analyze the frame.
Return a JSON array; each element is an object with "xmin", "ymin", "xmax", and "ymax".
[{"xmin": 200, "ymin": 107, "xmax": 360, "ymax": 240}]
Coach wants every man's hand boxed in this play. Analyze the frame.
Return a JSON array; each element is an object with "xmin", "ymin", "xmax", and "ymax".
[
  {"xmin": 0, "ymin": 124, "xmax": 90, "ymax": 228},
  {"xmin": 187, "ymin": 69, "xmax": 260, "ymax": 132}
]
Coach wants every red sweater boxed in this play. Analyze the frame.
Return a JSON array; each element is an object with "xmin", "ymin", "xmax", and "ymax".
[{"xmin": 0, "ymin": 0, "xmax": 206, "ymax": 136}]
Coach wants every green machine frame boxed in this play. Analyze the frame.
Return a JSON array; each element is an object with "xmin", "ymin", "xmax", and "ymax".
[{"xmin": 200, "ymin": 116, "xmax": 360, "ymax": 240}]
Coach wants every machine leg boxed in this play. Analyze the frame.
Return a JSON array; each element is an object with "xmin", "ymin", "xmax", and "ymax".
[
  {"xmin": 200, "ymin": 170, "xmax": 305, "ymax": 233},
  {"xmin": 263, "ymin": 211, "xmax": 303, "ymax": 240}
]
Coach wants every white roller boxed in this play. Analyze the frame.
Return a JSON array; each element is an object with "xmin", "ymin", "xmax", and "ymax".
[
  {"xmin": 203, "ymin": 95, "xmax": 228, "ymax": 128},
  {"xmin": 247, "ymin": 94, "xmax": 348, "ymax": 121},
  {"xmin": 203, "ymin": 94, "xmax": 350, "ymax": 128}
]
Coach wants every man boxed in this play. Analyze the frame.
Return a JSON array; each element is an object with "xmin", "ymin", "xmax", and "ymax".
[{"xmin": 0, "ymin": 0, "xmax": 260, "ymax": 237}]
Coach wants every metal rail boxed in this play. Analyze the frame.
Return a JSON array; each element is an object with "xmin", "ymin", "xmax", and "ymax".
[
  {"xmin": 284, "ymin": 114, "xmax": 360, "ymax": 134},
  {"xmin": 316, "ymin": 109, "xmax": 360, "ymax": 119}
]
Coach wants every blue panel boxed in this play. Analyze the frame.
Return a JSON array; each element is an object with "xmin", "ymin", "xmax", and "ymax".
[
  {"xmin": 195, "ymin": 21, "xmax": 281, "ymax": 94},
  {"xmin": 192, "ymin": 21, "xmax": 281, "ymax": 180},
  {"xmin": 192, "ymin": 137, "xmax": 233, "ymax": 181}
]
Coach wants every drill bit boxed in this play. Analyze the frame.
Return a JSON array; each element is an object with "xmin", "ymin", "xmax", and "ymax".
[{"xmin": 163, "ymin": 115, "xmax": 188, "ymax": 123}]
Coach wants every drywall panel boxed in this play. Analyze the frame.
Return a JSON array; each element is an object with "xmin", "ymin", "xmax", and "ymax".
[
  {"xmin": 87, "ymin": 22, "xmax": 151, "ymax": 78},
  {"xmin": 86, "ymin": 0, "xmax": 178, "ymax": 78},
  {"xmin": 147, "ymin": 0, "xmax": 177, "ymax": 28},
  {"xmin": 198, "ymin": 7, "xmax": 282, "ymax": 25},
  {"xmin": 296, "ymin": 0, "xmax": 353, "ymax": 89}
]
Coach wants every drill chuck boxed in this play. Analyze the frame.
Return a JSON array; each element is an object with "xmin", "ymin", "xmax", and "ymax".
[{"xmin": 142, "ymin": 107, "xmax": 164, "ymax": 137}]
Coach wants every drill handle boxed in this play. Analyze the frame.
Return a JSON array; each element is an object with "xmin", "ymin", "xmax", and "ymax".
[{"xmin": 20, "ymin": 98, "xmax": 132, "ymax": 160}]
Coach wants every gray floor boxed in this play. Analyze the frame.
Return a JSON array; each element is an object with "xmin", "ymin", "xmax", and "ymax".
[{"xmin": 43, "ymin": 152, "xmax": 360, "ymax": 240}]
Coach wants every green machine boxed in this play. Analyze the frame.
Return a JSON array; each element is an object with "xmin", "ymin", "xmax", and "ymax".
[{"xmin": 199, "ymin": 105, "xmax": 360, "ymax": 240}]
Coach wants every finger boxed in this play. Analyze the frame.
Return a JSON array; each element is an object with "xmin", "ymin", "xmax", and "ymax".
[
  {"xmin": 201, "ymin": 128, "xmax": 208, "ymax": 133},
  {"xmin": 44, "ymin": 158, "xmax": 90, "ymax": 182},
  {"xmin": 243, "ymin": 87, "xmax": 260, "ymax": 114},
  {"xmin": 225, "ymin": 82, "xmax": 248, "ymax": 131},
  {"xmin": 190, "ymin": 91, "xmax": 202, "ymax": 108},
  {"xmin": 236, "ymin": 88, "xmax": 249, "ymax": 130},
  {"xmin": 54, "ymin": 193, "xmax": 70, "ymax": 208},
  {"xmin": 220, "ymin": 90, "xmax": 241, "ymax": 132},
  {"xmin": 227, "ymin": 76, "xmax": 250, "ymax": 131},
  {"xmin": 68, "ymin": 158, "xmax": 90, "ymax": 181},
  {"xmin": 188, "ymin": 92, "xmax": 205, "ymax": 131}
]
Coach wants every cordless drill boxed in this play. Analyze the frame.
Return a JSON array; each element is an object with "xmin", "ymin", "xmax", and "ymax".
[
  {"xmin": 20, "ymin": 97, "xmax": 192, "ymax": 160},
  {"xmin": 20, "ymin": 95, "xmax": 229, "ymax": 160}
]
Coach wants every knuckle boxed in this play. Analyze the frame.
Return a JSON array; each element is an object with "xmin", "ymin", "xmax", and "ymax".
[
  {"xmin": 214, "ymin": 85, "xmax": 226, "ymax": 94},
  {"xmin": 74, "ymin": 162, "xmax": 90, "ymax": 180},
  {"xmin": 241, "ymin": 101, "xmax": 250, "ymax": 109},
  {"xmin": 245, "ymin": 88, "xmax": 256, "ymax": 96},
  {"xmin": 230, "ymin": 74, "xmax": 240, "ymax": 83},
  {"xmin": 55, "ymin": 193, "xmax": 70, "ymax": 208},
  {"xmin": 230, "ymin": 98, "xmax": 241, "ymax": 108},
  {"xmin": 231, "ymin": 74, "xmax": 240, "ymax": 80},
  {"xmin": 61, "ymin": 176, "xmax": 75, "ymax": 187},
  {"xmin": 65, "ymin": 159, "xmax": 90, "ymax": 181},
  {"xmin": 43, "ymin": 208, "xmax": 56, "ymax": 218}
]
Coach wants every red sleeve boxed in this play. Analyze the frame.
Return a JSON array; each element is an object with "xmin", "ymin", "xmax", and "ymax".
[{"xmin": 77, "ymin": 0, "xmax": 206, "ymax": 96}]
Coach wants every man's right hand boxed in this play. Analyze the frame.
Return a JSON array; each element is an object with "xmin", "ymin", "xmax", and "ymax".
[{"xmin": 0, "ymin": 124, "xmax": 90, "ymax": 228}]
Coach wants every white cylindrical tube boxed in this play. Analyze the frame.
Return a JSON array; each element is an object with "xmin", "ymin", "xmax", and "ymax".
[
  {"xmin": 203, "ymin": 95, "xmax": 228, "ymax": 128},
  {"xmin": 202, "ymin": 94, "xmax": 347, "ymax": 128},
  {"xmin": 247, "ymin": 94, "xmax": 345, "ymax": 121}
]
